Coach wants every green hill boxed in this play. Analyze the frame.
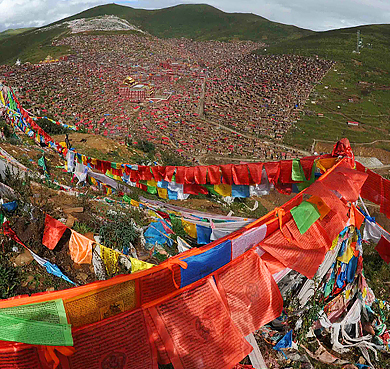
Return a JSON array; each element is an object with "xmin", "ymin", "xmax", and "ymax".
[
  {"xmin": 255, "ymin": 25, "xmax": 390, "ymax": 150},
  {"xmin": 0, "ymin": 3, "xmax": 313, "ymax": 65},
  {"xmin": 0, "ymin": 28, "xmax": 35, "ymax": 41},
  {"xmin": 60, "ymin": 3, "xmax": 313, "ymax": 42}
]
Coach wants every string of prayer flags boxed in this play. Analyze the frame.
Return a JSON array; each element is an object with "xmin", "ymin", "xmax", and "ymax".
[
  {"xmin": 290, "ymin": 201, "xmax": 321, "ymax": 234},
  {"xmin": 42, "ymin": 214, "xmax": 68, "ymax": 250},
  {"xmin": 0, "ymin": 300, "xmax": 73, "ymax": 346}
]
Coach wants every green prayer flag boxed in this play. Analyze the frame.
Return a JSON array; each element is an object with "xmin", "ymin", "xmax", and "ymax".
[
  {"xmin": 0, "ymin": 299, "xmax": 73, "ymax": 346},
  {"xmin": 37, "ymin": 156, "xmax": 46, "ymax": 170},
  {"xmin": 203, "ymin": 184, "xmax": 219, "ymax": 196},
  {"xmin": 123, "ymin": 194, "xmax": 132, "ymax": 204},
  {"xmin": 290, "ymin": 201, "xmax": 320, "ymax": 234},
  {"xmin": 147, "ymin": 185, "xmax": 157, "ymax": 195},
  {"xmin": 291, "ymin": 159, "xmax": 306, "ymax": 182}
]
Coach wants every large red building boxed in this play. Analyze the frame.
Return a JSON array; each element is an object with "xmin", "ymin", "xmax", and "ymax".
[{"xmin": 119, "ymin": 84, "xmax": 154, "ymax": 102}]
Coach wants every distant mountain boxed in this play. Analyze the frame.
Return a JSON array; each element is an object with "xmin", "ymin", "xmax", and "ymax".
[{"xmin": 0, "ymin": 3, "xmax": 313, "ymax": 64}]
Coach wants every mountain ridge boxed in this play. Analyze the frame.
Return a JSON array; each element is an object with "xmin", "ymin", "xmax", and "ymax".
[{"xmin": 0, "ymin": 3, "xmax": 313, "ymax": 65}]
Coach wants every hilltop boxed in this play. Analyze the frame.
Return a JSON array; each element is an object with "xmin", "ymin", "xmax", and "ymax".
[
  {"xmin": 255, "ymin": 24, "xmax": 390, "ymax": 152},
  {"xmin": 0, "ymin": 3, "xmax": 312, "ymax": 65}
]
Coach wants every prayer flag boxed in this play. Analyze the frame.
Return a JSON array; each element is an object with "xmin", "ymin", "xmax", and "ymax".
[{"xmin": 42, "ymin": 214, "xmax": 68, "ymax": 250}]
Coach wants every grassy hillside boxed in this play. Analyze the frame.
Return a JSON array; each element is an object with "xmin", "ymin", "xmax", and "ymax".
[
  {"xmin": 255, "ymin": 25, "xmax": 390, "ymax": 150},
  {"xmin": 0, "ymin": 3, "xmax": 313, "ymax": 64},
  {"xmin": 0, "ymin": 26, "xmax": 70, "ymax": 65},
  {"xmin": 0, "ymin": 28, "xmax": 35, "ymax": 41}
]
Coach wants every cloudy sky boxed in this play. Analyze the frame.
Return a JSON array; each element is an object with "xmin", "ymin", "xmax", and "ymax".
[{"xmin": 1, "ymin": 0, "xmax": 389, "ymax": 32}]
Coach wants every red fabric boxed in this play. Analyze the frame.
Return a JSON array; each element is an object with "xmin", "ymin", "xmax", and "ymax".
[
  {"xmin": 175, "ymin": 167, "xmax": 185, "ymax": 184},
  {"xmin": 300, "ymin": 157, "xmax": 315, "ymax": 180},
  {"xmin": 144, "ymin": 309, "xmax": 171, "ymax": 365},
  {"xmin": 184, "ymin": 167, "xmax": 195, "ymax": 184},
  {"xmin": 260, "ymin": 219, "xmax": 327, "ymax": 279},
  {"xmin": 0, "ymin": 342, "xmax": 42, "ymax": 369},
  {"xmin": 279, "ymin": 160, "xmax": 293, "ymax": 183},
  {"xmin": 305, "ymin": 181, "xmax": 348, "ymax": 224},
  {"xmin": 216, "ymin": 251, "xmax": 283, "ymax": 337},
  {"xmin": 137, "ymin": 183, "xmax": 147, "ymax": 192},
  {"xmin": 380, "ymin": 178, "xmax": 390, "ymax": 219},
  {"xmin": 129, "ymin": 169, "xmax": 140, "ymax": 182},
  {"xmin": 183, "ymin": 184, "xmax": 208, "ymax": 195},
  {"xmin": 331, "ymin": 138, "xmax": 355, "ymax": 166},
  {"xmin": 164, "ymin": 166, "xmax": 176, "ymax": 182},
  {"xmin": 2, "ymin": 221, "xmax": 25, "ymax": 247},
  {"xmin": 151, "ymin": 166, "xmax": 165, "ymax": 181},
  {"xmin": 232, "ymin": 165, "xmax": 250, "ymax": 185},
  {"xmin": 194, "ymin": 166, "xmax": 208, "ymax": 185},
  {"xmin": 321, "ymin": 167, "xmax": 368, "ymax": 202},
  {"xmin": 274, "ymin": 182, "xmax": 292, "ymax": 195},
  {"xmin": 318, "ymin": 209, "xmax": 347, "ymax": 243},
  {"xmin": 355, "ymin": 161, "xmax": 366, "ymax": 173},
  {"xmin": 207, "ymin": 165, "xmax": 221, "ymax": 184},
  {"xmin": 375, "ymin": 236, "xmax": 390, "ymax": 264},
  {"xmin": 220, "ymin": 164, "xmax": 234, "ymax": 185},
  {"xmin": 63, "ymin": 308, "xmax": 157, "ymax": 369},
  {"xmin": 148, "ymin": 278, "xmax": 252, "ymax": 369},
  {"xmin": 360, "ymin": 169, "xmax": 383, "ymax": 205},
  {"xmin": 140, "ymin": 265, "xmax": 181, "ymax": 305},
  {"xmin": 264, "ymin": 162, "xmax": 280, "ymax": 185},
  {"xmin": 138, "ymin": 166, "xmax": 153, "ymax": 181},
  {"xmin": 112, "ymin": 168, "xmax": 122, "ymax": 177},
  {"xmin": 247, "ymin": 163, "xmax": 263, "ymax": 184},
  {"xmin": 42, "ymin": 214, "xmax": 68, "ymax": 250},
  {"xmin": 261, "ymin": 252, "xmax": 287, "ymax": 274}
]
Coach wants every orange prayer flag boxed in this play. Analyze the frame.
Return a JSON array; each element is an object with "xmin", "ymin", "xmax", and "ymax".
[{"xmin": 68, "ymin": 230, "xmax": 93, "ymax": 264}]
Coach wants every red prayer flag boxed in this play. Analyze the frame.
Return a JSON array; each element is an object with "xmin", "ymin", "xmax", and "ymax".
[
  {"xmin": 42, "ymin": 214, "xmax": 68, "ymax": 250},
  {"xmin": 375, "ymin": 236, "xmax": 390, "ymax": 264}
]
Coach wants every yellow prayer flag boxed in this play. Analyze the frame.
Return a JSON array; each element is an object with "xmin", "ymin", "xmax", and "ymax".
[
  {"xmin": 182, "ymin": 219, "xmax": 197, "ymax": 238},
  {"xmin": 316, "ymin": 157, "xmax": 338, "ymax": 173},
  {"xmin": 99, "ymin": 244, "xmax": 120, "ymax": 276},
  {"xmin": 158, "ymin": 187, "xmax": 168, "ymax": 199},
  {"xmin": 147, "ymin": 179, "xmax": 157, "ymax": 187},
  {"xmin": 214, "ymin": 184, "xmax": 232, "ymax": 197},
  {"xmin": 337, "ymin": 245, "xmax": 354, "ymax": 264},
  {"xmin": 130, "ymin": 199, "xmax": 140, "ymax": 207},
  {"xmin": 130, "ymin": 257, "xmax": 154, "ymax": 273},
  {"xmin": 331, "ymin": 236, "xmax": 339, "ymax": 250}
]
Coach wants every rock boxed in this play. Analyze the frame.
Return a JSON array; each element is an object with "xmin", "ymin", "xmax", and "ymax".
[
  {"xmin": 66, "ymin": 214, "xmax": 76, "ymax": 227},
  {"xmin": 13, "ymin": 249, "xmax": 34, "ymax": 266},
  {"xmin": 77, "ymin": 272, "xmax": 88, "ymax": 282},
  {"xmin": 363, "ymin": 322, "xmax": 375, "ymax": 336},
  {"xmin": 63, "ymin": 207, "xmax": 84, "ymax": 214},
  {"xmin": 21, "ymin": 275, "xmax": 34, "ymax": 287},
  {"xmin": 84, "ymin": 232, "xmax": 95, "ymax": 241}
]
